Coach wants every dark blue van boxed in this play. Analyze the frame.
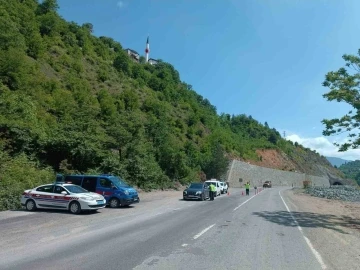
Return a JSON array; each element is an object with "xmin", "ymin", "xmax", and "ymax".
[{"xmin": 56, "ymin": 174, "xmax": 139, "ymax": 208}]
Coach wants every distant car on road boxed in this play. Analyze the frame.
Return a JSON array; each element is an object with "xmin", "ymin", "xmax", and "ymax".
[
  {"xmin": 263, "ymin": 181, "xmax": 272, "ymax": 188},
  {"xmin": 183, "ymin": 183, "xmax": 210, "ymax": 201},
  {"xmin": 21, "ymin": 183, "xmax": 106, "ymax": 214},
  {"xmin": 220, "ymin": 181, "xmax": 228, "ymax": 194}
]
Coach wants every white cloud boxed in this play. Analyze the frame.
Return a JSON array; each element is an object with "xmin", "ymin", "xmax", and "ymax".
[
  {"xmin": 117, "ymin": 1, "xmax": 124, "ymax": 9},
  {"xmin": 286, "ymin": 133, "xmax": 360, "ymax": 161}
]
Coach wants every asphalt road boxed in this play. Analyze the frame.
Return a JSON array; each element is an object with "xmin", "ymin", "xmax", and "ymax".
[{"xmin": 0, "ymin": 187, "xmax": 326, "ymax": 270}]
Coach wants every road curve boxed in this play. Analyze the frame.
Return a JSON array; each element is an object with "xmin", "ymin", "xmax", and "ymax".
[{"xmin": 0, "ymin": 187, "xmax": 326, "ymax": 270}]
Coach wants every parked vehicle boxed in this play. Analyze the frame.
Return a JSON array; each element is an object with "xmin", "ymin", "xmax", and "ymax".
[
  {"xmin": 205, "ymin": 180, "xmax": 221, "ymax": 196},
  {"xmin": 183, "ymin": 183, "xmax": 210, "ymax": 201},
  {"xmin": 21, "ymin": 183, "xmax": 106, "ymax": 214},
  {"xmin": 57, "ymin": 174, "xmax": 139, "ymax": 208},
  {"xmin": 263, "ymin": 181, "xmax": 272, "ymax": 188},
  {"xmin": 218, "ymin": 181, "xmax": 225, "ymax": 194},
  {"xmin": 220, "ymin": 181, "xmax": 228, "ymax": 194}
]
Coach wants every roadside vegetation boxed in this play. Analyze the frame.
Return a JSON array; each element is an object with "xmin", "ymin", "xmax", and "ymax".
[{"xmin": 0, "ymin": 0, "xmax": 340, "ymax": 210}]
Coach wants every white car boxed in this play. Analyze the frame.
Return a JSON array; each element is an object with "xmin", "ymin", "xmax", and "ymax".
[
  {"xmin": 205, "ymin": 180, "xmax": 221, "ymax": 196},
  {"xmin": 21, "ymin": 183, "xmax": 106, "ymax": 214},
  {"xmin": 220, "ymin": 181, "xmax": 228, "ymax": 194}
]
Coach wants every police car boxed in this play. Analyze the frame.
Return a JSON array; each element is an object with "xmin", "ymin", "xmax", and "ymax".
[{"xmin": 21, "ymin": 183, "xmax": 106, "ymax": 214}]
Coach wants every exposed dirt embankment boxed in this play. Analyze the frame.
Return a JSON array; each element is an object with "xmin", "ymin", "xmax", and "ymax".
[
  {"xmin": 250, "ymin": 149, "xmax": 297, "ymax": 171},
  {"xmin": 237, "ymin": 149, "xmax": 345, "ymax": 180}
]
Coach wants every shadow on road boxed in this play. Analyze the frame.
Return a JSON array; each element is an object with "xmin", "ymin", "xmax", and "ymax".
[{"xmin": 253, "ymin": 211, "xmax": 360, "ymax": 234}]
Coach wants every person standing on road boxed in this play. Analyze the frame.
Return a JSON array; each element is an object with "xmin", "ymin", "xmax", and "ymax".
[
  {"xmin": 209, "ymin": 183, "xmax": 216, "ymax": 201},
  {"xmin": 245, "ymin": 182, "xmax": 250, "ymax": 196}
]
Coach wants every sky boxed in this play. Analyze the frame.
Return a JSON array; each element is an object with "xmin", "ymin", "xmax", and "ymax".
[{"xmin": 57, "ymin": 0, "xmax": 360, "ymax": 160}]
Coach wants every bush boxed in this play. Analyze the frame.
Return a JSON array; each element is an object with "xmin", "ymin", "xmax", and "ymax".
[
  {"xmin": 303, "ymin": 180, "xmax": 312, "ymax": 188},
  {"xmin": 0, "ymin": 153, "xmax": 54, "ymax": 211}
]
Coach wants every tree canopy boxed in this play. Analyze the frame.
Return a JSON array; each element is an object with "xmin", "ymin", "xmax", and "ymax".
[{"xmin": 322, "ymin": 49, "xmax": 360, "ymax": 151}]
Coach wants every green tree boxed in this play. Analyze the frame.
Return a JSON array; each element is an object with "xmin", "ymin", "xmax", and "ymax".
[
  {"xmin": 37, "ymin": 0, "xmax": 59, "ymax": 15},
  {"xmin": 322, "ymin": 49, "xmax": 360, "ymax": 151},
  {"xmin": 82, "ymin": 23, "xmax": 93, "ymax": 33},
  {"xmin": 139, "ymin": 56, "xmax": 146, "ymax": 64},
  {"xmin": 38, "ymin": 12, "xmax": 61, "ymax": 36},
  {"xmin": 0, "ymin": 49, "xmax": 37, "ymax": 90},
  {"xmin": 113, "ymin": 52, "xmax": 131, "ymax": 75},
  {"xmin": 203, "ymin": 143, "xmax": 229, "ymax": 179},
  {"xmin": 0, "ymin": 11, "xmax": 26, "ymax": 51}
]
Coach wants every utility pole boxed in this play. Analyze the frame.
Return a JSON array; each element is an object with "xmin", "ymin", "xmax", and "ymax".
[{"xmin": 283, "ymin": 131, "xmax": 286, "ymax": 138}]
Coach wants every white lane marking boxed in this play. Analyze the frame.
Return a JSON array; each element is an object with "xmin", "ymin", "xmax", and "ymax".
[
  {"xmin": 173, "ymin": 208, "xmax": 181, "ymax": 211},
  {"xmin": 279, "ymin": 191, "xmax": 327, "ymax": 270},
  {"xmin": 193, "ymin": 224, "xmax": 216, "ymax": 240},
  {"xmin": 181, "ymin": 244, "xmax": 188, "ymax": 247},
  {"xmin": 233, "ymin": 195, "xmax": 256, "ymax": 211}
]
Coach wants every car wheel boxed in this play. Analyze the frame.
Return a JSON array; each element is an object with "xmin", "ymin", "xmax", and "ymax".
[
  {"xmin": 201, "ymin": 194, "xmax": 205, "ymax": 201},
  {"xmin": 69, "ymin": 201, "xmax": 81, "ymax": 214},
  {"xmin": 109, "ymin": 198, "xmax": 119, "ymax": 208},
  {"xmin": 183, "ymin": 197, "xmax": 187, "ymax": 201},
  {"xmin": 26, "ymin": 199, "xmax": 36, "ymax": 211}
]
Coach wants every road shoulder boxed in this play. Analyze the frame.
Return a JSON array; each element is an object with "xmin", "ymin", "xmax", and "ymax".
[{"xmin": 283, "ymin": 188, "xmax": 360, "ymax": 270}]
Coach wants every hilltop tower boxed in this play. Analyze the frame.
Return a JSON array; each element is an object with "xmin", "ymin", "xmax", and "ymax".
[{"xmin": 145, "ymin": 36, "xmax": 149, "ymax": 62}]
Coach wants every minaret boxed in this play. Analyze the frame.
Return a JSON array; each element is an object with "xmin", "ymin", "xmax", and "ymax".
[{"xmin": 145, "ymin": 36, "xmax": 149, "ymax": 62}]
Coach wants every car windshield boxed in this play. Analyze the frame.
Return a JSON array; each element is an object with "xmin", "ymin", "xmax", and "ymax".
[
  {"xmin": 206, "ymin": 182, "xmax": 215, "ymax": 186},
  {"xmin": 189, "ymin": 183, "xmax": 203, "ymax": 189},
  {"xmin": 109, "ymin": 176, "xmax": 129, "ymax": 188},
  {"xmin": 65, "ymin": 185, "xmax": 89, "ymax": 193},
  {"xmin": 220, "ymin": 183, "xmax": 224, "ymax": 186}
]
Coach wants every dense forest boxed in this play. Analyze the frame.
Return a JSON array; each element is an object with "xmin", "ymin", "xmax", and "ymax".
[
  {"xmin": 338, "ymin": 161, "xmax": 360, "ymax": 186},
  {"xmin": 0, "ymin": 0, "xmax": 338, "ymax": 210}
]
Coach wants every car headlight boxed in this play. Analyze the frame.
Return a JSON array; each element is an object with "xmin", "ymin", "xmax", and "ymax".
[
  {"xmin": 80, "ymin": 197, "xmax": 93, "ymax": 201},
  {"xmin": 183, "ymin": 191, "xmax": 187, "ymax": 194},
  {"xmin": 123, "ymin": 190, "xmax": 129, "ymax": 195},
  {"xmin": 196, "ymin": 191, "xmax": 202, "ymax": 195}
]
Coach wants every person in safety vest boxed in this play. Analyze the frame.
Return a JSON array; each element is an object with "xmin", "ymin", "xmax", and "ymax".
[
  {"xmin": 209, "ymin": 183, "xmax": 216, "ymax": 201},
  {"xmin": 245, "ymin": 182, "xmax": 250, "ymax": 196}
]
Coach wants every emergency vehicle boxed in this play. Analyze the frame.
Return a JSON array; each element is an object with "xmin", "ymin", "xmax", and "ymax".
[{"xmin": 21, "ymin": 183, "xmax": 106, "ymax": 214}]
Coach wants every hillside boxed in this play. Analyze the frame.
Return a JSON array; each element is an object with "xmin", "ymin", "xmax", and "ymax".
[
  {"xmin": 338, "ymin": 161, "xmax": 360, "ymax": 186},
  {"xmin": 0, "ymin": 0, "xmax": 346, "ymax": 210},
  {"xmin": 237, "ymin": 148, "xmax": 344, "ymax": 179}
]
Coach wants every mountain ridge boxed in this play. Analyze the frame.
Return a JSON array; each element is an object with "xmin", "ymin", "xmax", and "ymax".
[{"xmin": 325, "ymin": 156, "xmax": 352, "ymax": 167}]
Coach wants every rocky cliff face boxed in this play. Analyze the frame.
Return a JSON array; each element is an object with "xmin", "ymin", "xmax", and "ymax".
[{"xmin": 240, "ymin": 149, "xmax": 346, "ymax": 180}]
